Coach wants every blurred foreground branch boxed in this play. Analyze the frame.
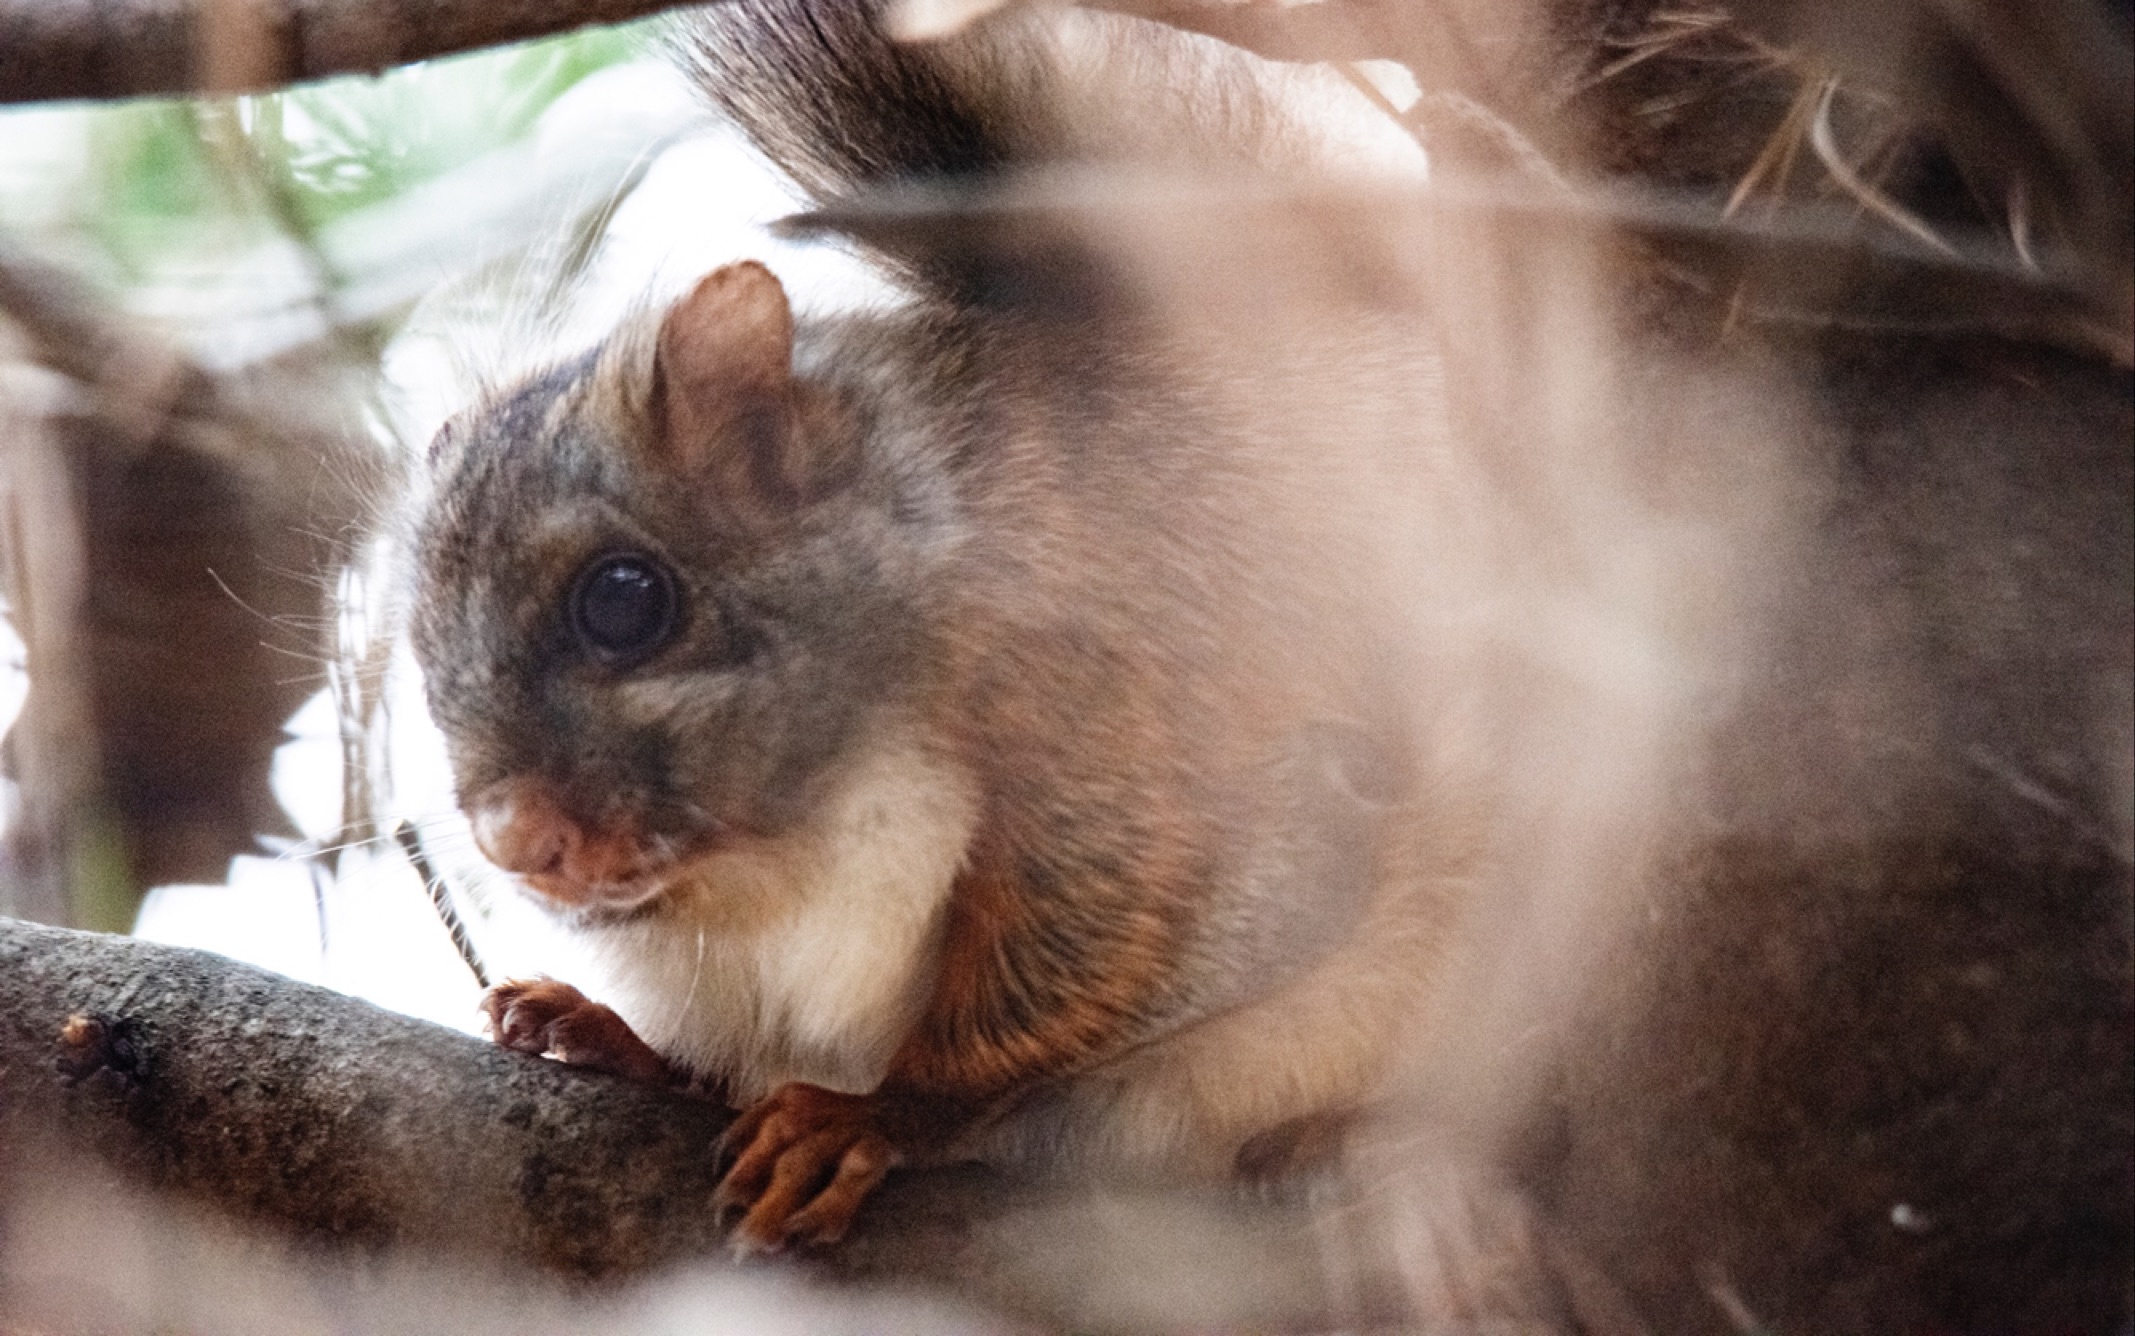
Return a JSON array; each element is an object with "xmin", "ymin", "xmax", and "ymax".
[{"xmin": 0, "ymin": 0, "xmax": 703, "ymax": 105}]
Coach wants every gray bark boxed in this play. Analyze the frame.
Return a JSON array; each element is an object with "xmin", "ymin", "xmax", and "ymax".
[
  {"xmin": 0, "ymin": 916, "xmax": 737, "ymax": 1275},
  {"xmin": 0, "ymin": 916, "xmax": 1379, "ymax": 1332}
]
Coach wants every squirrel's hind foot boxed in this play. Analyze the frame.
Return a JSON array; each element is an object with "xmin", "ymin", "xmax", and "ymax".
[{"xmin": 715, "ymin": 1082, "xmax": 902, "ymax": 1254}]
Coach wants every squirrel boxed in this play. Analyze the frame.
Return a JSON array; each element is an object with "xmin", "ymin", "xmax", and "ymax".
[
  {"xmin": 405, "ymin": 0, "xmax": 1467, "ymax": 1253},
  {"xmin": 398, "ymin": 0, "xmax": 2135, "ymax": 1324},
  {"xmin": 403, "ymin": 0, "xmax": 2134, "ymax": 1318}
]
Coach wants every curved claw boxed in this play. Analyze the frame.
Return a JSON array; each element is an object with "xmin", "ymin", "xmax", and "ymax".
[{"xmin": 717, "ymin": 1082, "xmax": 901, "ymax": 1254}]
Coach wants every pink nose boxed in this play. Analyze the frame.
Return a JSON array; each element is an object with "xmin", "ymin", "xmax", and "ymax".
[{"xmin": 468, "ymin": 778, "xmax": 647, "ymax": 905}]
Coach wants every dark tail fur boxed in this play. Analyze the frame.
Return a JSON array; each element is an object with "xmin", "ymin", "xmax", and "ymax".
[
  {"xmin": 673, "ymin": 0, "xmax": 1304, "ymax": 313},
  {"xmin": 678, "ymin": 0, "xmax": 1054, "ymax": 202}
]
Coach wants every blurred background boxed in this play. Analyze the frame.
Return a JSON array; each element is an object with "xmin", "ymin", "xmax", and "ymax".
[{"xmin": 0, "ymin": 14, "xmax": 881, "ymax": 1031}]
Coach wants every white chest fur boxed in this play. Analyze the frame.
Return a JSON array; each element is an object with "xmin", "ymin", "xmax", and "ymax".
[{"xmin": 560, "ymin": 736, "xmax": 977, "ymax": 1102}]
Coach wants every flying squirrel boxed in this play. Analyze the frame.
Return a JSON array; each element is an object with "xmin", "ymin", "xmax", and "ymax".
[{"xmin": 406, "ymin": 0, "xmax": 1470, "ymax": 1251}]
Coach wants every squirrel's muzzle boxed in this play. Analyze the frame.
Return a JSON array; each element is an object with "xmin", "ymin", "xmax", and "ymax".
[{"xmin": 468, "ymin": 775, "xmax": 661, "ymax": 908}]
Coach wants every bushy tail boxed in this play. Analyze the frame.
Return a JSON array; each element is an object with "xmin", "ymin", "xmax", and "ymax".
[
  {"xmin": 672, "ymin": 0, "xmax": 1329, "ymax": 311},
  {"xmin": 679, "ymin": 0, "xmax": 1057, "ymax": 202}
]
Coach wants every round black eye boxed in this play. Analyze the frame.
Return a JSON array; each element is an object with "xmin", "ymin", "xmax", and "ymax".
[{"xmin": 570, "ymin": 554, "xmax": 678, "ymax": 663}]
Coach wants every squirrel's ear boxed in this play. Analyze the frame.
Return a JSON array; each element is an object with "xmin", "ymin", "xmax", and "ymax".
[{"xmin": 652, "ymin": 262, "xmax": 808, "ymax": 509}]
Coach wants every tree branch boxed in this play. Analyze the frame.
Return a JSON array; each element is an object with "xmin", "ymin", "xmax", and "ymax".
[
  {"xmin": 0, "ymin": 0, "xmax": 710, "ymax": 106},
  {"xmin": 0, "ymin": 916, "xmax": 736, "ymax": 1274},
  {"xmin": 0, "ymin": 917, "xmax": 1381, "ymax": 1332}
]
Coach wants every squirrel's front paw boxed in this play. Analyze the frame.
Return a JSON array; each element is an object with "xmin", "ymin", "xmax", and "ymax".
[
  {"xmin": 480, "ymin": 978, "xmax": 671, "ymax": 1084},
  {"xmin": 714, "ymin": 1083, "xmax": 898, "ymax": 1254}
]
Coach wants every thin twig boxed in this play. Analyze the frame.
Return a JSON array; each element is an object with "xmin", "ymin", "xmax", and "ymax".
[{"xmin": 394, "ymin": 820, "xmax": 490, "ymax": 989}]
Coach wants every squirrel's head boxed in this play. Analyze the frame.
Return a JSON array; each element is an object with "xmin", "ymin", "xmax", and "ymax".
[{"xmin": 408, "ymin": 262, "xmax": 943, "ymax": 913}]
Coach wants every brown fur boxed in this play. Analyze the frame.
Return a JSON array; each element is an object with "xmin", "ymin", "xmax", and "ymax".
[
  {"xmin": 410, "ymin": 241, "xmax": 1453, "ymax": 1247},
  {"xmin": 402, "ymin": 0, "xmax": 2128, "ymax": 1319}
]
